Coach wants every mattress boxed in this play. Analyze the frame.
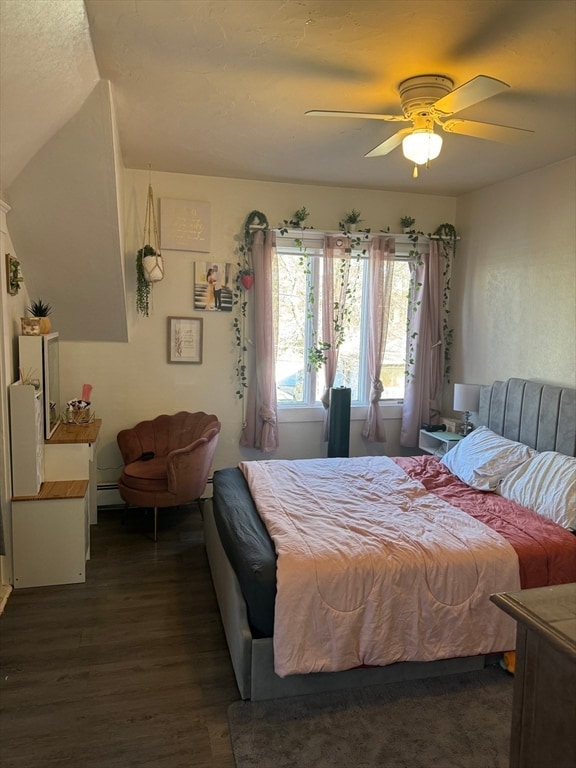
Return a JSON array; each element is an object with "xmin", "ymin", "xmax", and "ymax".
[{"xmin": 211, "ymin": 456, "xmax": 576, "ymax": 640}]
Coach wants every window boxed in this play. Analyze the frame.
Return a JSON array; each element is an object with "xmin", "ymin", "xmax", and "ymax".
[{"xmin": 273, "ymin": 236, "xmax": 411, "ymax": 406}]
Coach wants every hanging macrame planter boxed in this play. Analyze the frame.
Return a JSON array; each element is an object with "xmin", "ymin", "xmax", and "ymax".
[{"xmin": 136, "ymin": 179, "xmax": 164, "ymax": 316}]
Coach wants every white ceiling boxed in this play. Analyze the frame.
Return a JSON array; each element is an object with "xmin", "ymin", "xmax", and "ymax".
[{"xmin": 1, "ymin": 0, "xmax": 575, "ymax": 197}]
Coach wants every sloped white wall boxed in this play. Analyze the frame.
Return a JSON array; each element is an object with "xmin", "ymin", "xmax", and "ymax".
[{"xmin": 5, "ymin": 81, "xmax": 128, "ymax": 343}]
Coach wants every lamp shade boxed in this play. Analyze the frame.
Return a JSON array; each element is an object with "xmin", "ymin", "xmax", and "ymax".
[
  {"xmin": 453, "ymin": 383, "xmax": 480, "ymax": 413},
  {"xmin": 402, "ymin": 130, "xmax": 443, "ymax": 165}
]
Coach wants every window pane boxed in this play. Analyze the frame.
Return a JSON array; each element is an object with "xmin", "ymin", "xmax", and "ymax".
[
  {"xmin": 380, "ymin": 260, "xmax": 410, "ymax": 399},
  {"xmin": 274, "ymin": 251, "xmax": 307, "ymax": 402},
  {"xmin": 332, "ymin": 257, "xmax": 364, "ymax": 402}
]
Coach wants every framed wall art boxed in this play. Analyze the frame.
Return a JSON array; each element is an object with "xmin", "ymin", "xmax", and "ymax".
[
  {"xmin": 160, "ymin": 199, "xmax": 211, "ymax": 252},
  {"xmin": 168, "ymin": 317, "xmax": 203, "ymax": 364},
  {"xmin": 193, "ymin": 261, "xmax": 234, "ymax": 312}
]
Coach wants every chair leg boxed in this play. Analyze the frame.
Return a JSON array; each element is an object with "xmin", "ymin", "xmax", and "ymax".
[
  {"xmin": 121, "ymin": 502, "xmax": 129, "ymax": 525},
  {"xmin": 153, "ymin": 507, "xmax": 158, "ymax": 542}
]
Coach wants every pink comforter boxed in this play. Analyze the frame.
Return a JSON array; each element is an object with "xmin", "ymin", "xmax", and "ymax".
[
  {"xmin": 240, "ymin": 456, "xmax": 521, "ymax": 677},
  {"xmin": 393, "ymin": 456, "xmax": 576, "ymax": 588}
]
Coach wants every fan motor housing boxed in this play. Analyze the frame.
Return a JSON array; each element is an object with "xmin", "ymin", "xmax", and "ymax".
[{"xmin": 399, "ymin": 75, "xmax": 453, "ymax": 118}]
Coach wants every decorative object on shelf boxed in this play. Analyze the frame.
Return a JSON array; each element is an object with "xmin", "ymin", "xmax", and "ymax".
[
  {"xmin": 168, "ymin": 316, "xmax": 203, "ymax": 363},
  {"xmin": 280, "ymin": 206, "xmax": 310, "ymax": 232},
  {"xmin": 21, "ymin": 317, "xmax": 41, "ymax": 335},
  {"xmin": 400, "ymin": 215, "xmax": 416, "ymax": 233},
  {"xmin": 26, "ymin": 298, "xmax": 52, "ymax": 334},
  {"xmin": 340, "ymin": 208, "xmax": 363, "ymax": 232},
  {"xmin": 453, "ymin": 383, "xmax": 481, "ymax": 435},
  {"xmin": 6, "ymin": 253, "xmax": 23, "ymax": 295},
  {"xmin": 136, "ymin": 171, "xmax": 164, "ymax": 317},
  {"xmin": 64, "ymin": 398, "xmax": 94, "ymax": 425}
]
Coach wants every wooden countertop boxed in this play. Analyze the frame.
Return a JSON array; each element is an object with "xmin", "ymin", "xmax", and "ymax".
[
  {"xmin": 12, "ymin": 479, "xmax": 89, "ymax": 501},
  {"xmin": 46, "ymin": 418, "xmax": 102, "ymax": 445}
]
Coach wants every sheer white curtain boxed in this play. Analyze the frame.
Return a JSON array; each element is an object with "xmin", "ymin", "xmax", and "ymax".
[
  {"xmin": 320, "ymin": 235, "xmax": 352, "ymax": 439},
  {"xmin": 400, "ymin": 239, "xmax": 444, "ymax": 447},
  {"xmin": 361, "ymin": 236, "xmax": 396, "ymax": 442},
  {"xmin": 239, "ymin": 229, "xmax": 279, "ymax": 452}
]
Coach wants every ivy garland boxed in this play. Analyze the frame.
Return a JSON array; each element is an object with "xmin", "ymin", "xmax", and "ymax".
[
  {"xmin": 233, "ymin": 211, "xmax": 269, "ymax": 399},
  {"xmin": 405, "ymin": 224, "xmax": 458, "ymax": 385}
]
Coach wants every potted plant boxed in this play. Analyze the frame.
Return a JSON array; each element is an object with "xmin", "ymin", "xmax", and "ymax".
[
  {"xmin": 400, "ymin": 215, "xmax": 416, "ymax": 233},
  {"xmin": 290, "ymin": 206, "xmax": 310, "ymax": 228},
  {"xmin": 136, "ymin": 244, "xmax": 164, "ymax": 316},
  {"xmin": 25, "ymin": 298, "xmax": 52, "ymax": 334},
  {"xmin": 340, "ymin": 209, "xmax": 363, "ymax": 232}
]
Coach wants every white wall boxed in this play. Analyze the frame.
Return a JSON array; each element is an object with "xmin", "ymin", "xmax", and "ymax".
[
  {"xmin": 449, "ymin": 156, "xmax": 576, "ymax": 405},
  {"xmin": 58, "ymin": 169, "xmax": 456, "ymax": 501}
]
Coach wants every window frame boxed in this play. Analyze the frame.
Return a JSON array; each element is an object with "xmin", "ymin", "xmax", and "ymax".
[{"xmin": 273, "ymin": 231, "xmax": 419, "ymax": 411}]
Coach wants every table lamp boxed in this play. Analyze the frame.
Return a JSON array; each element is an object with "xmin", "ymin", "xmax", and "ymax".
[{"xmin": 453, "ymin": 383, "xmax": 480, "ymax": 435}]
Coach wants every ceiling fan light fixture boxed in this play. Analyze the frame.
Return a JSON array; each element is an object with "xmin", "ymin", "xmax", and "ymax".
[{"xmin": 402, "ymin": 129, "xmax": 443, "ymax": 165}]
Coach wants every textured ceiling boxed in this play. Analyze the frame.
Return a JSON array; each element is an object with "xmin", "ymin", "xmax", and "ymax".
[{"xmin": 2, "ymin": 0, "xmax": 576, "ymax": 196}]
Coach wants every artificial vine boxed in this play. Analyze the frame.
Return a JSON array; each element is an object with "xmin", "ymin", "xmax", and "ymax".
[
  {"xmin": 233, "ymin": 210, "xmax": 269, "ymax": 399},
  {"xmin": 404, "ymin": 224, "xmax": 458, "ymax": 385}
]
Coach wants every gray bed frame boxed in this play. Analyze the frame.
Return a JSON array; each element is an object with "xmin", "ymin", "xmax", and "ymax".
[{"xmin": 204, "ymin": 378, "xmax": 576, "ymax": 700}]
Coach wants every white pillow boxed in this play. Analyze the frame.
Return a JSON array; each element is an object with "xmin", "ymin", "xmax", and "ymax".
[
  {"xmin": 498, "ymin": 451, "xmax": 576, "ymax": 529},
  {"xmin": 440, "ymin": 426, "xmax": 537, "ymax": 491}
]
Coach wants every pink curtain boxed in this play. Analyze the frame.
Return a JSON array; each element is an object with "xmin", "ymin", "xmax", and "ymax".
[
  {"xmin": 240, "ymin": 229, "xmax": 279, "ymax": 452},
  {"xmin": 400, "ymin": 239, "xmax": 444, "ymax": 448},
  {"xmin": 321, "ymin": 235, "xmax": 352, "ymax": 439},
  {"xmin": 362, "ymin": 236, "xmax": 396, "ymax": 442}
]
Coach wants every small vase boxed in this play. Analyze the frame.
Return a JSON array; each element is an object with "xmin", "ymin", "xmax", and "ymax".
[
  {"xmin": 241, "ymin": 274, "xmax": 254, "ymax": 290},
  {"xmin": 348, "ymin": 223, "xmax": 357, "ymax": 233}
]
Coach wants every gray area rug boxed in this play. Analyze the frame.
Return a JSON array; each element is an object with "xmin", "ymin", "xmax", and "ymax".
[{"xmin": 228, "ymin": 666, "xmax": 513, "ymax": 768}]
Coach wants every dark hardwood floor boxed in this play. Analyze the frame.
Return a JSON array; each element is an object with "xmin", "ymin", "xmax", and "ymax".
[{"xmin": 0, "ymin": 503, "xmax": 238, "ymax": 768}]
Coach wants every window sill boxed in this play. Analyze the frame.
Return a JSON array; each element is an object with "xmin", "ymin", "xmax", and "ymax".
[{"xmin": 278, "ymin": 402, "xmax": 403, "ymax": 423}]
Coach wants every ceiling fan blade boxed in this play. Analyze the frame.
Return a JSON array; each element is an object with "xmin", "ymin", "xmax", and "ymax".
[
  {"xmin": 305, "ymin": 110, "xmax": 408, "ymax": 122},
  {"xmin": 365, "ymin": 128, "xmax": 413, "ymax": 158},
  {"xmin": 442, "ymin": 118, "xmax": 534, "ymax": 143},
  {"xmin": 434, "ymin": 75, "xmax": 510, "ymax": 116}
]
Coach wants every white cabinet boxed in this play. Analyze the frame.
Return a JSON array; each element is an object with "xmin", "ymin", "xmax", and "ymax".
[
  {"xmin": 9, "ymin": 382, "xmax": 44, "ymax": 496},
  {"xmin": 12, "ymin": 480, "xmax": 89, "ymax": 588}
]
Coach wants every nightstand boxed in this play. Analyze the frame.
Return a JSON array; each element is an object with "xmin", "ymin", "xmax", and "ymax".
[{"xmin": 418, "ymin": 429, "xmax": 464, "ymax": 457}]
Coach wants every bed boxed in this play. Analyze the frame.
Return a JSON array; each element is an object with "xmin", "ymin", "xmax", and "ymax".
[{"xmin": 204, "ymin": 378, "xmax": 576, "ymax": 700}]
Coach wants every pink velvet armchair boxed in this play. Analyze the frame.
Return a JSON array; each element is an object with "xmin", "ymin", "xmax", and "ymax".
[{"xmin": 117, "ymin": 411, "xmax": 221, "ymax": 541}]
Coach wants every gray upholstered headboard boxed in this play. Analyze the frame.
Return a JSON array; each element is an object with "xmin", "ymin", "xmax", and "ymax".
[{"xmin": 478, "ymin": 378, "xmax": 576, "ymax": 457}]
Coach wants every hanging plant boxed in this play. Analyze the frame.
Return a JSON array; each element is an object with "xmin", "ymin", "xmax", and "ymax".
[{"xmin": 136, "ymin": 178, "xmax": 163, "ymax": 317}]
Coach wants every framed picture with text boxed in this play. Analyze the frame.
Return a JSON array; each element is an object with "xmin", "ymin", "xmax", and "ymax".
[{"xmin": 168, "ymin": 317, "xmax": 203, "ymax": 364}]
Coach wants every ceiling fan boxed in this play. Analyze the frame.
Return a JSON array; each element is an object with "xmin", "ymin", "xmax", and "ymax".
[{"xmin": 306, "ymin": 75, "xmax": 533, "ymax": 177}]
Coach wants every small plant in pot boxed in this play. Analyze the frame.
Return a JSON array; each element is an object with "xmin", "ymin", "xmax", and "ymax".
[
  {"xmin": 340, "ymin": 208, "xmax": 363, "ymax": 232},
  {"xmin": 26, "ymin": 298, "xmax": 52, "ymax": 334},
  {"xmin": 400, "ymin": 215, "xmax": 416, "ymax": 233}
]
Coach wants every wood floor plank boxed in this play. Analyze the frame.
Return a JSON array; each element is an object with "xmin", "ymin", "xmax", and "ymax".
[{"xmin": 0, "ymin": 504, "xmax": 238, "ymax": 768}]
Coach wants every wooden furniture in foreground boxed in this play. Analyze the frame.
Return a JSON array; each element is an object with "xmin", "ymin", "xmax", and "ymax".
[{"xmin": 491, "ymin": 583, "xmax": 576, "ymax": 768}]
